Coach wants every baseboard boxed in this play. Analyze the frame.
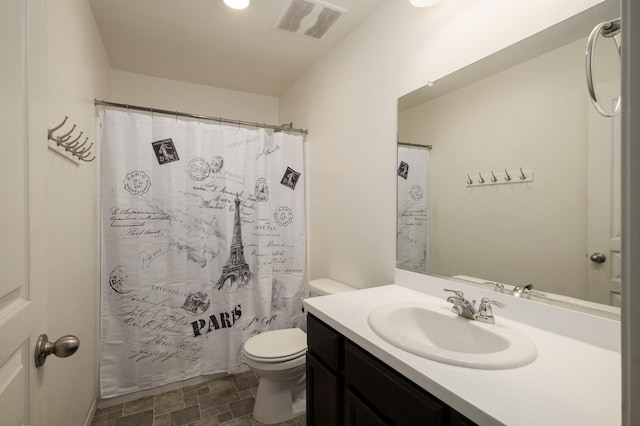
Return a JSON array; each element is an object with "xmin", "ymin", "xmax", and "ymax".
[{"xmin": 83, "ymin": 398, "xmax": 97, "ymax": 426}]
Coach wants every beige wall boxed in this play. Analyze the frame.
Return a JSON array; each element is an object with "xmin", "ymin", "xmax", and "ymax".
[
  {"xmin": 399, "ymin": 38, "xmax": 589, "ymax": 298},
  {"xmin": 46, "ymin": 0, "xmax": 110, "ymax": 424},
  {"xmin": 110, "ymin": 70, "xmax": 279, "ymax": 124},
  {"xmin": 279, "ymin": 0, "xmax": 604, "ymax": 289}
]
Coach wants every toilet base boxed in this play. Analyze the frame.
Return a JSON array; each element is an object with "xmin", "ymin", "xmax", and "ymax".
[{"xmin": 252, "ymin": 373, "xmax": 306, "ymax": 424}]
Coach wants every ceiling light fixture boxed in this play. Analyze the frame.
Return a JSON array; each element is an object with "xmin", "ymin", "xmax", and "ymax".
[
  {"xmin": 410, "ymin": 0, "xmax": 441, "ymax": 7},
  {"xmin": 224, "ymin": 0, "xmax": 250, "ymax": 10}
]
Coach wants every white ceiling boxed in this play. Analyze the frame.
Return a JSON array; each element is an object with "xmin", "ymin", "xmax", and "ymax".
[{"xmin": 89, "ymin": 0, "xmax": 384, "ymax": 97}]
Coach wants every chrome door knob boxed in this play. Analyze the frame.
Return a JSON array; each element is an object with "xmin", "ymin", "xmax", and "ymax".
[
  {"xmin": 34, "ymin": 334, "xmax": 80, "ymax": 368},
  {"xmin": 590, "ymin": 252, "xmax": 607, "ymax": 264}
]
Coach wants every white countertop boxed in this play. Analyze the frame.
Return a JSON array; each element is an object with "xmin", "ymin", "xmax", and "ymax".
[{"xmin": 303, "ymin": 284, "xmax": 621, "ymax": 426}]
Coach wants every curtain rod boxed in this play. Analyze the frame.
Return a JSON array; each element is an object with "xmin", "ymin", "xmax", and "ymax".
[
  {"xmin": 398, "ymin": 141, "xmax": 432, "ymax": 149},
  {"xmin": 94, "ymin": 99, "xmax": 308, "ymax": 135}
]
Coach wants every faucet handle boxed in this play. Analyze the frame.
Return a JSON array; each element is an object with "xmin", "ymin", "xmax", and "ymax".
[
  {"xmin": 444, "ymin": 288, "xmax": 465, "ymax": 298},
  {"xmin": 478, "ymin": 297, "xmax": 506, "ymax": 318}
]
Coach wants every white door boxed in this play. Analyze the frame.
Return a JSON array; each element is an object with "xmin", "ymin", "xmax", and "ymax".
[
  {"xmin": 587, "ymin": 80, "xmax": 622, "ymax": 306},
  {"xmin": 0, "ymin": 0, "xmax": 48, "ymax": 424}
]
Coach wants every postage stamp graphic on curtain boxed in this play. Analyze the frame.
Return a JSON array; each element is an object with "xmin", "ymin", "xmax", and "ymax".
[
  {"xmin": 123, "ymin": 170, "xmax": 151, "ymax": 195},
  {"xmin": 187, "ymin": 157, "xmax": 211, "ymax": 181},
  {"xmin": 273, "ymin": 206, "xmax": 293, "ymax": 226},
  {"xmin": 409, "ymin": 184, "xmax": 424, "ymax": 201},
  {"xmin": 182, "ymin": 292, "xmax": 211, "ymax": 316},
  {"xmin": 398, "ymin": 161, "xmax": 409, "ymax": 179},
  {"xmin": 280, "ymin": 167, "xmax": 301, "ymax": 190},
  {"xmin": 108, "ymin": 265, "xmax": 131, "ymax": 294},
  {"xmin": 211, "ymin": 156, "xmax": 224, "ymax": 173},
  {"xmin": 152, "ymin": 138, "xmax": 180, "ymax": 165},
  {"xmin": 255, "ymin": 178, "xmax": 269, "ymax": 201}
]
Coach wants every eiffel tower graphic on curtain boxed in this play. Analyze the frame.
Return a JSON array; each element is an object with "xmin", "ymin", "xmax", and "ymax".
[{"xmin": 216, "ymin": 195, "xmax": 253, "ymax": 290}]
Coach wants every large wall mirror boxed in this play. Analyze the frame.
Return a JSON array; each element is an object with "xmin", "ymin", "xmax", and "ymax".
[{"xmin": 397, "ymin": 0, "xmax": 621, "ymax": 316}]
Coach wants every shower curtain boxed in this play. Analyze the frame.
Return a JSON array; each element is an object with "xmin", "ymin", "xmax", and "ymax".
[
  {"xmin": 397, "ymin": 146, "xmax": 430, "ymax": 272},
  {"xmin": 99, "ymin": 109, "xmax": 306, "ymax": 398}
]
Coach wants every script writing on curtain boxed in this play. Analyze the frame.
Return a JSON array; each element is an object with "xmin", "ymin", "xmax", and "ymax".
[{"xmin": 100, "ymin": 110, "xmax": 306, "ymax": 398}]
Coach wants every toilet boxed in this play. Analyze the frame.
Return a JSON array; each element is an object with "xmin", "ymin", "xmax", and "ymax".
[{"xmin": 243, "ymin": 278, "xmax": 356, "ymax": 424}]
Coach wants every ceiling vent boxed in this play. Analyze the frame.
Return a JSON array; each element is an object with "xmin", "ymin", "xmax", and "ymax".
[{"xmin": 274, "ymin": 0, "xmax": 346, "ymax": 39}]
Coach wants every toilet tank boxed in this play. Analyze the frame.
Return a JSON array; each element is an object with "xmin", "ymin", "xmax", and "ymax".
[
  {"xmin": 308, "ymin": 278, "xmax": 356, "ymax": 297},
  {"xmin": 299, "ymin": 279, "xmax": 355, "ymax": 333}
]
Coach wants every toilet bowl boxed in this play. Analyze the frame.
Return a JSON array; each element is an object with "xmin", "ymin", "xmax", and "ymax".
[
  {"xmin": 243, "ymin": 278, "xmax": 355, "ymax": 424},
  {"xmin": 244, "ymin": 328, "xmax": 307, "ymax": 424}
]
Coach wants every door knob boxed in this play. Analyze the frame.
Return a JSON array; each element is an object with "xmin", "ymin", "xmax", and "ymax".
[
  {"xmin": 34, "ymin": 334, "xmax": 80, "ymax": 368},
  {"xmin": 590, "ymin": 252, "xmax": 607, "ymax": 264}
]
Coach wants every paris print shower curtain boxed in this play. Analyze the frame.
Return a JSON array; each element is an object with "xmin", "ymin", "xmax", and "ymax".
[
  {"xmin": 99, "ymin": 109, "xmax": 306, "ymax": 398},
  {"xmin": 397, "ymin": 145, "xmax": 430, "ymax": 272}
]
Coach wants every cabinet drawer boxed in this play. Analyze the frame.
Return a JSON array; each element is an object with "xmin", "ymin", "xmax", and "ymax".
[
  {"xmin": 345, "ymin": 342, "xmax": 447, "ymax": 425},
  {"xmin": 307, "ymin": 314, "xmax": 343, "ymax": 372}
]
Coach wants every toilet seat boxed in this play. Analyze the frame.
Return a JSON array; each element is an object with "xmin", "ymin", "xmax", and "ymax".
[
  {"xmin": 245, "ymin": 348, "xmax": 306, "ymax": 363},
  {"xmin": 244, "ymin": 328, "xmax": 307, "ymax": 363}
]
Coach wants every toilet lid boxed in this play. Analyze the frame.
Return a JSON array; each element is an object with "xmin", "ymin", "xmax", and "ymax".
[{"xmin": 244, "ymin": 328, "xmax": 307, "ymax": 361}]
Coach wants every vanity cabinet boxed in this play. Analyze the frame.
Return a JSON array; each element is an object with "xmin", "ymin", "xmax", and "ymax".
[{"xmin": 306, "ymin": 314, "xmax": 478, "ymax": 426}]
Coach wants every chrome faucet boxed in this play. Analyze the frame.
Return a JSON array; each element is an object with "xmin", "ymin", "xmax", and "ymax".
[
  {"xmin": 444, "ymin": 289, "xmax": 477, "ymax": 320},
  {"xmin": 444, "ymin": 289, "xmax": 506, "ymax": 324},
  {"xmin": 512, "ymin": 282, "xmax": 533, "ymax": 297}
]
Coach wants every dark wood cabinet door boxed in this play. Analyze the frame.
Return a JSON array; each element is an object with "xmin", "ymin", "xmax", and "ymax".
[
  {"xmin": 345, "ymin": 342, "xmax": 447, "ymax": 425},
  {"xmin": 449, "ymin": 409, "xmax": 478, "ymax": 426},
  {"xmin": 307, "ymin": 314, "xmax": 343, "ymax": 372},
  {"xmin": 307, "ymin": 352, "xmax": 343, "ymax": 425},
  {"xmin": 306, "ymin": 314, "xmax": 479, "ymax": 426},
  {"xmin": 344, "ymin": 388, "xmax": 388, "ymax": 426}
]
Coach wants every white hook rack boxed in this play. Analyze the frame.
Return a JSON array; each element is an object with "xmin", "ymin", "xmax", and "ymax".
[
  {"xmin": 466, "ymin": 168, "xmax": 533, "ymax": 187},
  {"xmin": 47, "ymin": 116, "xmax": 95, "ymax": 164}
]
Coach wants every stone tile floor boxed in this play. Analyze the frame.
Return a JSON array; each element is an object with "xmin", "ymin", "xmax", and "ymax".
[{"xmin": 91, "ymin": 371, "xmax": 306, "ymax": 426}]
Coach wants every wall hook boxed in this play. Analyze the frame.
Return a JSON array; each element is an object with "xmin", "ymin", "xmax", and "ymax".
[
  {"xmin": 48, "ymin": 116, "xmax": 95, "ymax": 163},
  {"xmin": 467, "ymin": 168, "xmax": 532, "ymax": 187},
  {"xmin": 47, "ymin": 116, "xmax": 68, "ymax": 140}
]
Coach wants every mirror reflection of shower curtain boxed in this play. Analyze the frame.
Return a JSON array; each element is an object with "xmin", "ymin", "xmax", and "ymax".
[
  {"xmin": 397, "ymin": 146, "xmax": 430, "ymax": 272},
  {"xmin": 99, "ymin": 109, "xmax": 306, "ymax": 398}
]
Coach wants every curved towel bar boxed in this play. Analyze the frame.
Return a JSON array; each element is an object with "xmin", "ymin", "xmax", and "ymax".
[{"xmin": 585, "ymin": 18, "xmax": 621, "ymax": 117}]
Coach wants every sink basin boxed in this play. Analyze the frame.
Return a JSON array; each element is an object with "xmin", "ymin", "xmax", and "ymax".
[{"xmin": 368, "ymin": 303, "xmax": 537, "ymax": 369}]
